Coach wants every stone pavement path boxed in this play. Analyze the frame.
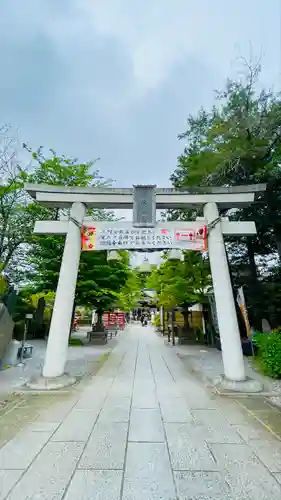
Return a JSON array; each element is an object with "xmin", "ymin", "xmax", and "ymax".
[{"xmin": 1, "ymin": 325, "xmax": 281, "ymax": 499}]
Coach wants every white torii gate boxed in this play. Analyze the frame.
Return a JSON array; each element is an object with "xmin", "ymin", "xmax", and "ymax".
[{"xmin": 25, "ymin": 183, "xmax": 265, "ymax": 391}]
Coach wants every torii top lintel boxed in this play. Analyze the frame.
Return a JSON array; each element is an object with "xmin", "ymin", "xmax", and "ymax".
[{"xmin": 24, "ymin": 183, "xmax": 266, "ymax": 210}]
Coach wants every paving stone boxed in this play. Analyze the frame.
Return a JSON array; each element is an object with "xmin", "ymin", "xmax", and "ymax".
[
  {"xmin": 28, "ymin": 421, "xmax": 60, "ymax": 433},
  {"xmin": 165, "ymin": 423, "xmax": 217, "ymax": 470},
  {"xmin": 192, "ymin": 410, "xmax": 244, "ymax": 443},
  {"xmin": 64, "ymin": 470, "xmax": 123, "ymax": 500},
  {"xmin": 82, "ymin": 377, "xmax": 113, "ymax": 394},
  {"xmin": 129, "ymin": 409, "xmax": 164, "ymax": 442},
  {"xmin": 0, "ymin": 430, "xmax": 50, "ymax": 469},
  {"xmin": 79, "ymin": 421, "xmax": 128, "ymax": 469},
  {"xmin": 98, "ymin": 397, "xmax": 130, "ymax": 422},
  {"xmin": 132, "ymin": 391, "xmax": 158, "ymax": 408},
  {"xmin": 238, "ymin": 397, "xmax": 280, "ymax": 412},
  {"xmin": 74, "ymin": 395, "xmax": 105, "ymax": 411},
  {"xmin": 5, "ymin": 441, "xmax": 83, "ymax": 500},
  {"xmin": 3, "ymin": 326, "xmax": 281, "ymax": 500},
  {"xmin": 108, "ymin": 382, "xmax": 133, "ymax": 398},
  {"xmin": 132, "ymin": 381, "xmax": 157, "ymax": 409},
  {"xmin": 249, "ymin": 408, "xmax": 281, "ymax": 432},
  {"xmin": 152, "ymin": 370, "xmax": 171, "ymax": 379},
  {"xmin": 211, "ymin": 442, "xmax": 261, "ymax": 467},
  {"xmin": 274, "ymin": 472, "xmax": 281, "ymax": 484},
  {"xmin": 184, "ymin": 396, "xmax": 218, "ymax": 410},
  {"xmin": 156, "ymin": 384, "xmax": 182, "ymax": 400},
  {"xmin": 38, "ymin": 400, "xmax": 77, "ymax": 422},
  {"xmin": 0, "ymin": 470, "xmax": 23, "ymax": 500},
  {"xmin": 51, "ymin": 409, "xmax": 98, "ymax": 441},
  {"xmin": 192, "ymin": 408, "xmax": 231, "ymax": 426},
  {"xmin": 98, "ymin": 363, "xmax": 121, "ymax": 377},
  {"xmin": 159, "ymin": 398, "xmax": 193, "ymax": 423},
  {"xmin": 151, "ymin": 364, "xmax": 173, "ymax": 383},
  {"xmin": 0, "ymin": 407, "xmax": 39, "ymax": 447},
  {"xmin": 218, "ymin": 401, "xmax": 255, "ymax": 425},
  {"xmin": 122, "ymin": 442, "xmax": 176, "ymax": 500},
  {"xmin": 174, "ymin": 471, "xmax": 233, "ymax": 500},
  {"xmin": 225, "ymin": 468, "xmax": 281, "ymax": 500},
  {"xmin": 133, "ymin": 380, "xmax": 155, "ymax": 391},
  {"xmin": 249, "ymin": 439, "xmax": 281, "ymax": 472},
  {"xmin": 211, "ymin": 443, "xmax": 281, "ymax": 499},
  {"xmin": 178, "ymin": 386, "xmax": 218, "ymax": 409},
  {"xmin": 234, "ymin": 423, "xmax": 276, "ymax": 442}
]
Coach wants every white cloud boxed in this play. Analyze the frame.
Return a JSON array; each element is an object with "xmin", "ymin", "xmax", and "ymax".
[
  {"xmin": 64, "ymin": 0, "xmax": 280, "ymax": 94},
  {"xmin": 2, "ymin": 1, "xmax": 279, "ymax": 109},
  {"xmin": 0, "ymin": 0, "xmax": 280, "ymax": 185}
]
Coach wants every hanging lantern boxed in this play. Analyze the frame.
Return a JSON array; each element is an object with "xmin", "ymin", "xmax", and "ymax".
[
  {"xmin": 139, "ymin": 257, "xmax": 151, "ymax": 273},
  {"xmin": 167, "ymin": 249, "xmax": 182, "ymax": 261},
  {"xmin": 107, "ymin": 250, "xmax": 121, "ymax": 262}
]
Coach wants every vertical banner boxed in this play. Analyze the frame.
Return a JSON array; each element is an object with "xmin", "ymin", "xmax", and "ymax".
[
  {"xmin": 237, "ymin": 286, "xmax": 251, "ymax": 337},
  {"xmin": 81, "ymin": 226, "xmax": 96, "ymax": 250}
]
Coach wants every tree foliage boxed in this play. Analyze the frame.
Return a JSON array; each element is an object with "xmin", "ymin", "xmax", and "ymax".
[
  {"xmin": 113, "ymin": 270, "xmax": 142, "ymax": 311},
  {"xmin": 146, "ymin": 252, "xmax": 211, "ymax": 309},
  {"xmin": 253, "ymin": 330, "xmax": 281, "ymax": 378},
  {"xmin": 0, "ymin": 127, "xmax": 37, "ymax": 273},
  {"xmin": 18, "ymin": 149, "xmax": 131, "ymax": 314},
  {"xmin": 76, "ymin": 251, "xmax": 130, "ymax": 312},
  {"xmin": 171, "ymin": 61, "xmax": 281, "ymax": 329}
]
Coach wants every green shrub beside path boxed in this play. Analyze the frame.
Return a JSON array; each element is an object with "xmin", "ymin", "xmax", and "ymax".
[{"xmin": 253, "ymin": 330, "xmax": 281, "ymax": 379}]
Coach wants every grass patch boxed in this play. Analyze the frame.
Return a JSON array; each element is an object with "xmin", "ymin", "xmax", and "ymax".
[
  {"xmin": 0, "ymin": 364, "xmax": 12, "ymax": 371},
  {"xmin": 69, "ymin": 338, "xmax": 84, "ymax": 346}
]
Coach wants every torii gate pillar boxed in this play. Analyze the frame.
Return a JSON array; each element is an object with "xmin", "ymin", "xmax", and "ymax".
[
  {"xmin": 204, "ymin": 202, "xmax": 245, "ymax": 382},
  {"xmin": 25, "ymin": 183, "xmax": 265, "ymax": 392},
  {"xmin": 29, "ymin": 202, "xmax": 86, "ymax": 389}
]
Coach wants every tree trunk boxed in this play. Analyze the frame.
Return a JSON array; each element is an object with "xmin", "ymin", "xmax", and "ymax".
[
  {"xmin": 92, "ymin": 309, "xmax": 106, "ymax": 332},
  {"xmin": 274, "ymin": 229, "xmax": 281, "ymax": 261},
  {"xmin": 246, "ymin": 238, "xmax": 262, "ymax": 331},
  {"xmin": 68, "ymin": 300, "xmax": 76, "ymax": 340},
  {"xmin": 182, "ymin": 310, "xmax": 190, "ymax": 331},
  {"xmin": 247, "ymin": 239, "xmax": 258, "ymax": 280}
]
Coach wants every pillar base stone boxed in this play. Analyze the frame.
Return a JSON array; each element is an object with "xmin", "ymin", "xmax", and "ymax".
[
  {"xmin": 213, "ymin": 375, "xmax": 263, "ymax": 394},
  {"xmin": 26, "ymin": 373, "xmax": 76, "ymax": 391}
]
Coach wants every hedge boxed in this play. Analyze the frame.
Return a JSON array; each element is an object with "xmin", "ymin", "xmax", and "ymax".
[{"xmin": 253, "ymin": 330, "xmax": 281, "ymax": 378}]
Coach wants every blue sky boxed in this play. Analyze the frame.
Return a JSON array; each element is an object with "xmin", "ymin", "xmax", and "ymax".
[{"xmin": 0, "ymin": 0, "xmax": 280, "ymax": 188}]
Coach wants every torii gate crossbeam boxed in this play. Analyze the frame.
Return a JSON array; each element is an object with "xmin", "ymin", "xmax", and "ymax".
[{"xmin": 25, "ymin": 183, "xmax": 265, "ymax": 392}]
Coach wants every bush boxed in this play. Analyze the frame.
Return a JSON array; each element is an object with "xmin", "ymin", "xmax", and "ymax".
[
  {"xmin": 78, "ymin": 318, "xmax": 91, "ymax": 326},
  {"xmin": 13, "ymin": 320, "xmax": 25, "ymax": 341},
  {"xmin": 152, "ymin": 314, "xmax": 161, "ymax": 328},
  {"xmin": 253, "ymin": 330, "xmax": 281, "ymax": 378},
  {"xmin": 28, "ymin": 319, "xmax": 46, "ymax": 339},
  {"xmin": 13, "ymin": 319, "xmax": 48, "ymax": 341}
]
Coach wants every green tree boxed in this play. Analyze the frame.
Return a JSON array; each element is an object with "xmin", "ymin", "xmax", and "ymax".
[
  {"xmin": 27, "ymin": 244, "xmax": 131, "ymax": 314},
  {"xmin": 171, "ymin": 61, "xmax": 281, "ymax": 329},
  {"xmin": 172, "ymin": 63, "xmax": 281, "ymax": 251},
  {"xmin": 21, "ymin": 149, "xmax": 132, "ymax": 328},
  {"xmin": 113, "ymin": 270, "xmax": 142, "ymax": 311},
  {"xmin": 76, "ymin": 250, "xmax": 130, "ymax": 310},
  {"xmin": 0, "ymin": 127, "xmax": 38, "ymax": 273},
  {"xmin": 22, "ymin": 148, "xmax": 115, "ymax": 288},
  {"xmin": 147, "ymin": 252, "xmax": 211, "ymax": 328},
  {"xmin": 23, "ymin": 145, "xmax": 105, "ymax": 188}
]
